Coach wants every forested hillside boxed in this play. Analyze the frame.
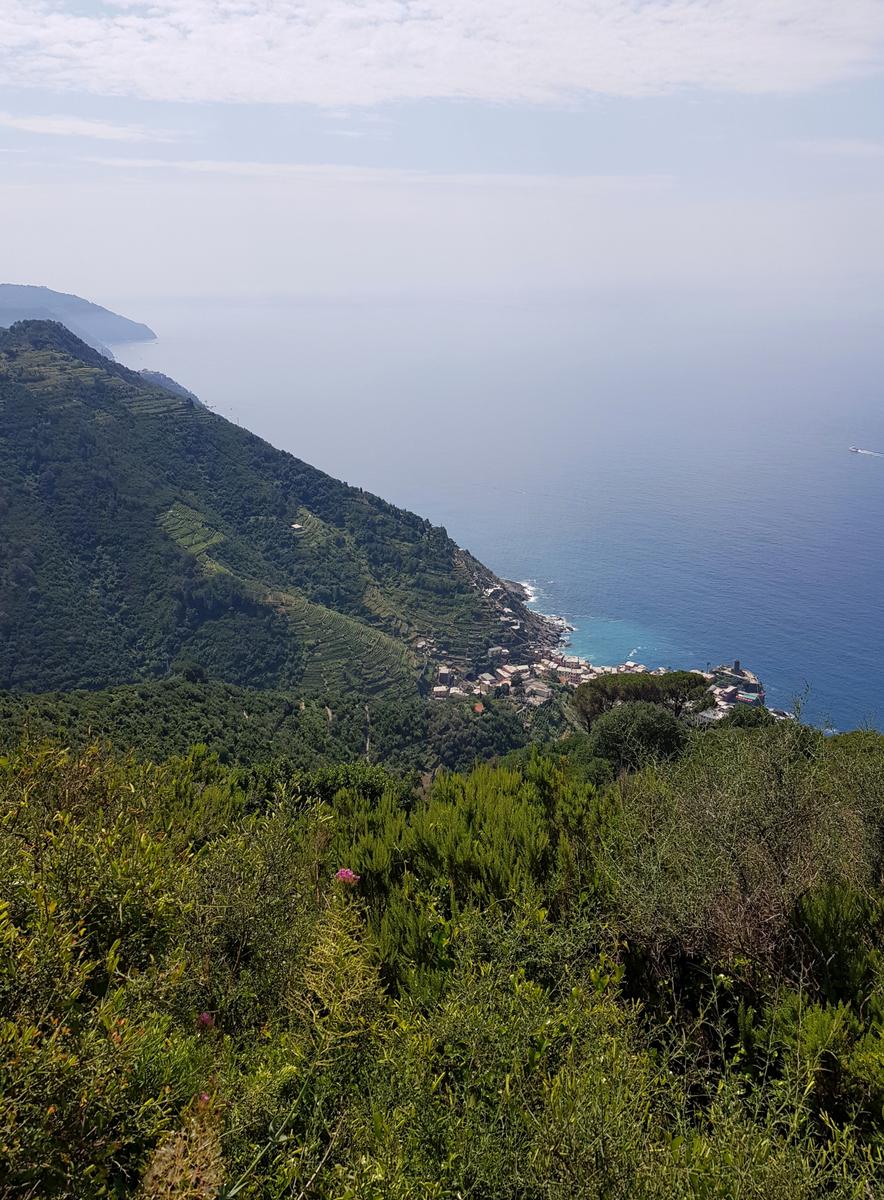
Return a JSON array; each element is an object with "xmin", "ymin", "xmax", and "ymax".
[
  {"xmin": 2, "ymin": 718, "xmax": 883, "ymax": 1197},
  {"xmin": 0, "ymin": 678, "xmax": 558, "ymax": 775},
  {"xmin": 0, "ymin": 321, "xmax": 548, "ymax": 695}
]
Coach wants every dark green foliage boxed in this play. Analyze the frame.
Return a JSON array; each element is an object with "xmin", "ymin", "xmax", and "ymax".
[
  {"xmin": 587, "ymin": 700, "xmax": 687, "ymax": 771},
  {"xmin": 0, "ymin": 679, "xmax": 533, "ymax": 774},
  {"xmin": 600, "ymin": 719, "xmax": 881, "ymax": 967},
  {"xmin": 503, "ymin": 732, "xmax": 615, "ymax": 789},
  {"xmin": 2, "ymin": 728, "xmax": 883, "ymax": 1196},
  {"xmin": 794, "ymin": 884, "xmax": 884, "ymax": 1014},
  {"xmin": 0, "ymin": 321, "xmax": 547, "ymax": 695},
  {"xmin": 718, "ymin": 703, "xmax": 778, "ymax": 728},
  {"xmin": 572, "ymin": 670, "xmax": 713, "ymax": 729}
]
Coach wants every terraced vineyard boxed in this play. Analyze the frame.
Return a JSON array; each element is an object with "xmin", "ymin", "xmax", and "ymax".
[
  {"xmin": 0, "ymin": 348, "xmax": 108, "ymax": 395},
  {"xmin": 159, "ymin": 503, "xmax": 225, "ymax": 557},
  {"xmin": 118, "ymin": 387, "xmax": 197, "ymax": 418},
  {"xmin": 0, "ymin": 335, "xmax": 195, "ymax": 419},
  {"xmin": 269, "ymin": 588, "xmax": 418, "ymax": 696}
]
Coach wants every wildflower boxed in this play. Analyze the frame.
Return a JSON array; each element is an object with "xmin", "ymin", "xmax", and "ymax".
[
  {"xmin": 334, "ymin": 867, "xmax": 360, "ymax": 885},
  {"xmin": 197, "ymin": 1011, "xmax": 215, "ymax": 1030}
]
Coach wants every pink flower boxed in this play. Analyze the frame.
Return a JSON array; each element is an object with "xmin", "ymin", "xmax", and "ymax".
[
  {"xmin": 197, "ymin": 1011, "xmax": 215, "ymax": 1030},
  {"xmin": 334, "ymin": 868, "xmax": 361, "ymax": 885}
]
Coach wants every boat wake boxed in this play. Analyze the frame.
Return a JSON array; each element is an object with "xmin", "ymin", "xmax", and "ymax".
[{"xmin": 849, "ymin": 446, "xmax": 883, "ymax": 457}]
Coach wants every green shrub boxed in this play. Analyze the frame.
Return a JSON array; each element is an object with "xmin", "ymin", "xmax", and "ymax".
[
  {"xmin": 588, "ymin": 701, "xmax": 687, "ymax": 771},
  {"xmin": 1, "ymin": 737, "xmax": 883, "ymax": 1196}
]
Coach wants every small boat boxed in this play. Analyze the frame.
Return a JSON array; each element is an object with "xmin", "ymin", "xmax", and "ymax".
[{"xmin": 849, "ymin": 446, "xmax": 860, "ymax": 453}]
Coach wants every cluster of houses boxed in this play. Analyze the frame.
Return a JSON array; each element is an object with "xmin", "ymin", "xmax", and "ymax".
[
  {"xmin": 483, "ymin": 585, "xmax": 526, "ymax": 636},
  {"xmin": 477, "ymin": 659, "xmax": 553, "ymax": 706},
  {"xmin": 704, "ymin": 660, "xmax": 768, "ymax": 718},
  {"xmin": 431, "ymin": 654, "xmax": 552, "ymax": 706},
  {"xmin": 431, "ymin": 646, "xmax": 674, "ymax": 707},
  {"xmin": 421, "ymin": 566, "xmax": 776, "ymax": 718},
  {"xmin": 430, "ymin": 648, "xmax": 779, "ymax": 720}
]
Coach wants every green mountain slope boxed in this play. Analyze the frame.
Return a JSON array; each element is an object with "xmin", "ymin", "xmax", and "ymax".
[{"xmin": 0, "ymin": 320, "xmax": 552, "ymax": 695}]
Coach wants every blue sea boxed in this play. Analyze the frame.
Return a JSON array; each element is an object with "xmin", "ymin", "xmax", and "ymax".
[{"xmin": 114, "ymin": 296, "xmax": 884, "ymax": 731}]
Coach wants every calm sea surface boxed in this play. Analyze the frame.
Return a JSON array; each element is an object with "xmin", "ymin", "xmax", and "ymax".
[{"xmin": 115, "ymin": 297, "xmax": 884, "ymax": 730}]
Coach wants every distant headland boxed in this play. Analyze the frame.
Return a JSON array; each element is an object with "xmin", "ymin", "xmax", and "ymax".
[{"xmin": 0, "ymin": 284, "xmax": 156, "ymax": 359}]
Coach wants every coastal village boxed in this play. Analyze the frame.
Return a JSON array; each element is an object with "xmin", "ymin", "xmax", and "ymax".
[
  {"xmin": 430, "ymin": 579, "xmax": 779, "ymax": 720},
  {"xmin": 432, "ymin": 649, "xmax": 779, "ymax": 719},
  {"xmin": 432, "ymin": 647, "xmax": 662, "ymax": 707}
]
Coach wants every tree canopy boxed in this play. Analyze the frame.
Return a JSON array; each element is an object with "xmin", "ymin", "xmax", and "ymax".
[
  {"xmin": 572, "ymin": 670, "xmax": 714, "ymax": 729},
  {"xmin": 587, "ymin": 700, "xmax": 687, "ymax": 771}
]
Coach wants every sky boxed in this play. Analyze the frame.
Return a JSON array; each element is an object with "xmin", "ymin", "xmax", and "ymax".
[{"xmin": 2, "ymin": 1, "xmax": 884, "ymax": 312}]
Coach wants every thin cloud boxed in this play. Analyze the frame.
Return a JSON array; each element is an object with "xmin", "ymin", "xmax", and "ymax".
[
  {"xmin": 326, "ymin": 129, "xmax": 387, "ymax": 140},
  {"xmin": 789, "ymin": 137, "xmax": 884, "ymax": 159},
  {"xmin": 0, "ymin": 111, "xmax": 181, "ymax": 142},
  {"xmin": 82, "ymin": 154, "xmax": 675, "ymax": 193},
  {"xmin": 3, "ymin": 1, "xmax": 884, "ymax": 107}
]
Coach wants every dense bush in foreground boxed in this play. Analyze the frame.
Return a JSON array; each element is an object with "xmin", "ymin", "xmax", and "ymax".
[{"xmin": 1, "ymin": 721, "xmax": 883, "ymax": 1196}]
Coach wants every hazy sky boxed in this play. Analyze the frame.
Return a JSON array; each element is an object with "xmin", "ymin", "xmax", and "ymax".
[{"xmin": 2, "ymin": 1, "xmax": 884, "ymax": 312}]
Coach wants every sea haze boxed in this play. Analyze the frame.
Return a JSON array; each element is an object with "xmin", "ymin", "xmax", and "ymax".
[{"xmin": 115, "ymin": 297, "xmax": 884, "ymax": 730}]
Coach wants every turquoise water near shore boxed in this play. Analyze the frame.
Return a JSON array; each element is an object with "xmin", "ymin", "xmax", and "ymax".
[{"xmin": 115, "ymin": 296, "xmax": 884, "ymax": 730}]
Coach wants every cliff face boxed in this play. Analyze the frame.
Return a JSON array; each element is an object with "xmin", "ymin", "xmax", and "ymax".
[{"xmin": 0, "ymin": 321, "xmax": 544, "ymax": 694}]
